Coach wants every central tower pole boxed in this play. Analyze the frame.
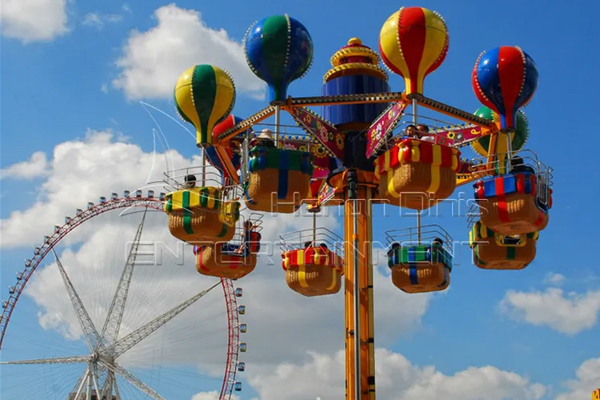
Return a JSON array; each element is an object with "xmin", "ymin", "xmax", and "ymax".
[
  {"xmin": 344, "ymin": 170, "xmax": 376, "ymax": 400},
  {"xmin": 320, "ymin": 37, "xmax": 388, "ymax": 400}
]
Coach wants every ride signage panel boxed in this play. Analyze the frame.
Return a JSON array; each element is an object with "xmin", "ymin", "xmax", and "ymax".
[
  {"xmin": 288, "ymin": 107, "xmax": 345, "ymax": 161},
  {"xmin": 592, "ymin": 389, "xmax": 600, "ymax": 400},
  {"xmin": 432, "ymin": 124, "xmax": 484, "ymax": 147},
  {"xmin": 366, "ymin": 101, "xmax": 407, "ymax": 158}
]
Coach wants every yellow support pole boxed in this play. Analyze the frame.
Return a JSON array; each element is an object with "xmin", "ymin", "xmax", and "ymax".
[
  {"xmin": 344, "ymin": 171, "xmax": 376, "ymax": 400},
  {"xmin": 344, "ymin": 208, "xmax": 356, "ymax": 400}
]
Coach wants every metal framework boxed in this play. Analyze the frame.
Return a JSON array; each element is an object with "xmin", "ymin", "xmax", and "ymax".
[
  {"xmin": 218, "ymin": 92, "xmax": 496, "ymax": 141},
  {"xmin": 0, "ymin": 194, "xmax": 241, "ymax": 400}
]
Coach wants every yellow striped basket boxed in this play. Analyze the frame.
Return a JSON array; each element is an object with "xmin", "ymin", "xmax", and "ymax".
[
  {"xmin": 164, "ymin": 187, "xmax": 240, "ymax": 243},
  {"xmin": 374, "ymin": 139, "xmax": 460, "ymax": 210},
  {"xmin": 282, "ymin": 247, "xmax": 344, "ymax": 297}
]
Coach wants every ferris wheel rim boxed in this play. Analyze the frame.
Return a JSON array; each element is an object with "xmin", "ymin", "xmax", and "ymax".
[{"xmin": 0, "ymin": 194, "xmax": 241, "ymax": 400}]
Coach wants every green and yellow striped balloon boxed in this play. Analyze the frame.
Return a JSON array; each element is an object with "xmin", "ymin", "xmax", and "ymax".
[{"xmin": 174, "ymin": 64, "xmax": 236, "ymax": 146}]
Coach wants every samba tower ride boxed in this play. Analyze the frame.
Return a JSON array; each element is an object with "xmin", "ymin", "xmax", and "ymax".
[{"xmin": 169, "ymin": 8, "xmax": 552, "ymax": 400}]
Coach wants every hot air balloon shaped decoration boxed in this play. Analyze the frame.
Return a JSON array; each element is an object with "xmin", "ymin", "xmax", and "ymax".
[
  {"xmin": 471, "ymin": 106, "xmax": 530, "ymax": 156},
  {"xmin": 472, "ymin": 46, "xmax": 538, "ymax": 130},
  {"xmin": 174, "ymin": 64, "xmax": 236, "ymax": 146},
  {"xmin": 379, "ymin": 7, "xmax": 449, "ymax": 95},
  {"xmin": 244, "ymin": 14, "xmax": 314, "ymax": 103}
]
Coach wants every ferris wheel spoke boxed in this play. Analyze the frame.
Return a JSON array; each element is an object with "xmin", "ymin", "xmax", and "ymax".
[
  {"xmin": 101, "ymin": 208, "xmax": 148, "ymax": 347},
  {"xmin": 111, "ymin": 281, "xmax": 220, "ymax": 358},
  {"xmin": 52, "ymin": 249, "xmax": 104, "ymax": 352},
  {"xmin": 0, "ymin": 355, "xmax": 88, "ymax": 365},
  {"xmin": 98, "ymin": 359, "xmax": 166, "ymax": 400}
]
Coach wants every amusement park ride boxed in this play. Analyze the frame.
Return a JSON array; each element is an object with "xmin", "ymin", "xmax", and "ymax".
[
  {"xmin": 168, "ymin": 7, "xmax": 552, "ymax": 400},
  {"xmin": 0, "ymin": 5, "xmax": 553, "ymax": 400}
]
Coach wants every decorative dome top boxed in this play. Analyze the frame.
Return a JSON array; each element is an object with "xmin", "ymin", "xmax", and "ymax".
[
  {"xmin": 330, "ymin": 38, "xmax": 380, "ymax": 67},
  {"xmin": 324, "ymin": 38, "xmax": 387, "ymax": 83}
]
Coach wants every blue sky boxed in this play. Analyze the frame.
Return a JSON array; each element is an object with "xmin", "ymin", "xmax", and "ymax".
[{"xmin": 1, "ymin": 0, "xmax": 600, "ymax": 399}]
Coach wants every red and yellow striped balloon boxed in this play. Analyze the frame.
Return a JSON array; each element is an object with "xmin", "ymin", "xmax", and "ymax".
[{"xmin": 378, "ymin": 7, "xmax": 449, "ymax": 94}]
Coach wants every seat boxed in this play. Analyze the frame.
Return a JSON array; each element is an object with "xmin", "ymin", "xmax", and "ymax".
[
  {"xmin": 164, "ymin": 186, "xmax": 240, "ymax": 243},
  {"xmin": 388, "ymin": 243, "xmax": 452, "ymax": 293},
  {"xmin": 470, "ymin": 220, "xmax": 538, "ymax": 270},
  {"xmin": 375, "ymin": 139, "xmax": 460, "ymax": 210},
  {"xmin": 474, "ymin": 171, "xmax": 548, "ymax": 235},
  {"xmin": 282, "ymin": 246, "xmax": 344, "ymax": 296},
  {"xmin": 244, "ymin": 147, "xmax": 313, "ymax": 213}
]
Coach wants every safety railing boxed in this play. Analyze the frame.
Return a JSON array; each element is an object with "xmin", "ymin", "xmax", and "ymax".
[
  {"xmin": 467, "ymin": 149, "xmax": 553, "ymax": 209},
  {"xmin": 161, "ymin": 164, "xmax": 225, "ymax": 193},
  {"xmin": 279, "ymin": 227, "xmax": 344, "ymax": 255},
  {"xmin": 385, "ymin": 224, "xmax": 454, "ymax": 254},
  {"xmin": 379, "ymin": 113, "xmax": 465, "ymax": 152}
]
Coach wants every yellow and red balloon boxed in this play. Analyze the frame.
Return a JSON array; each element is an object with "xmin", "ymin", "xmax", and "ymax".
[{"xmin": 378, "ymin": 7, "xmax": 449, "ymax": 94}]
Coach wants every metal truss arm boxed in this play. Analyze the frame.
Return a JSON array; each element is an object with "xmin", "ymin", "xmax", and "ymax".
[
  {"xmin": 53, "ymin": 249, "xmax": 104, "ymax": 352},
  {"xmin": 111, "ymin": 282, "xmax": 220, "ymax": 357},
  {"xmin": 99, "ymin": 359, "xmax": 166, "ymax": 400},
  {"xmin": 101, "ymin": 208, "xmax": 148, "ymax": 346},
  {"xmin": 0, "ymin": 355, "xmax": 88, "ymax": 365}
]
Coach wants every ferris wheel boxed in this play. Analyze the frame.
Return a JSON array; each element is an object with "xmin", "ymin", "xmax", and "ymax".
[{"xmin": 0, "ymin": 191, "xmax": 247, "ymax": 400}]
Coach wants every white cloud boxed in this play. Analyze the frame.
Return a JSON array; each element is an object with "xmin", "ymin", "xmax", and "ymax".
[
  {"xmin": 112, "ymin": 4, "xmax": 265, "ymax": 100},
  {"xmin": 0, "ymin": 128, "xmax": 192, "ymax": 248},
  {"xmin": 193, "ymin": 392, "xmax": 240, "ymax": 400},
  {"xmin": 544, "ymin": 272, "xmax": 566, "ymax": 285},
  {"xmin": 0, "ymin": 151, "xmax": 50, "ymax": 180},
  {"xmin": 499, "ymin": 288, "xmax": 600, "ymax": 335},
  {"xmin": 248, "ymin": 348, "xmax": 547, "ymax": 400},
  {"xmin": 554, "ymin": 358, "xmax": 600, "ymax": 400},
  {"xmin": 82, "ymin": 12, "xmax": 123, "ymax": 29},
  {"xmin": 1, "ymin": 0, "xmax": 69, "ymax": 42}
]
